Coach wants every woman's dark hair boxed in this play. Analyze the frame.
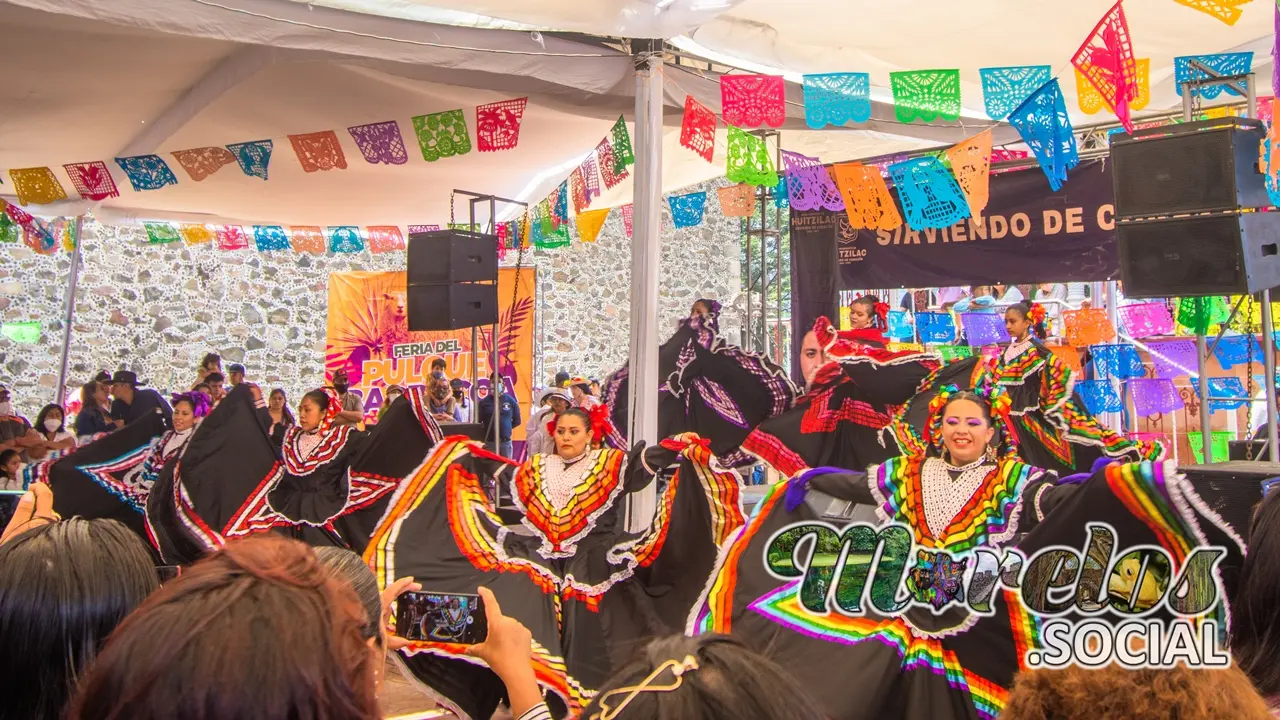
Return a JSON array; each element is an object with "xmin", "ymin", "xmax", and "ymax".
[
  {"xmin": 313, "ymin": 547, "xmax": 382, "ymax": 645},
  {"xmin": 193, "ymin": 383, "xmax": 211, "ymax": 395},
  {"xmin": 850, "ymin": 294, "xmax": 884, "ymax": 329},
  {"xmin": 558, "ymin": 408, "xmax": 592, "ymax": 430},
  {"xmin": 80, "ymin": 382, "xmax": 100, "ymax": 410},
  {"xmin": 0, "ymin": 518, "xmax": 158, "ymax": 720},
  {"xmin": 34, "ymin": 403, "xmax": 65, "ymax": 435},
  {"xmin": 1006, "ymin": 302, "xmax": 1047, "ymax": 340},
  {"xmin": 204, "ymin": 371, "xmax": 225, "ymax": 384},
  {"xmin": 302, "ymin": 390, "xmax": 332, "ymax": 412},
  {"xmin": 1231, "ymin": 490, "xmax": 1280, "ymax": 696},
  {"xmin": 68, "ymin": 535, "xmax": 378, "ymax": 720},
  {"xmin": 171, "ymin": 395, "xmax": 197, "ymax": 414},
  {"xmin": 0, "ymin": 448, "xmax": 19, "ymax": 477},
  {"xmin": 581, "ymin": 634, "xmax": 824, "ymax": 720},
  {"xmin": 270, "ymin": 388, "xmax": 296, "ymax": 426},
  {"xmin": 199, "ymin": 353, "xmax": 221, "ymax": 370}
]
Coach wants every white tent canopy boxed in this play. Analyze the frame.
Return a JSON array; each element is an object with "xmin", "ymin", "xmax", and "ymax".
[{"xmin": 1, "ymin": 0, "xmax": 1021, "ymax": 226}]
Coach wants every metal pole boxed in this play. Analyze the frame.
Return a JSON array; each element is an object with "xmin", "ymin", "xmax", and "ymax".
[
  {"xmin": 490, "ymin": 196, "xmax": 501, "ymax": 454},
  {"xmin": 774, "ymin": 189, "xmax": 783, "ymax": 364},
  {"xmin": 745, "ymin": 224, "xmax": 752, "ymax": 350},
  {"xmin": 1197, "ymin": 333, "xmax": 1213, "ymax": 463},
  {"xmin": 1104, "ymin": 282, "xmax": 1122, "ymax": 432},
  {"xmin": 626, "ymin": 42, "xmax": 663, "ymax": 531},
  {"xmin": 1263, "ymin": 292, "xmax": 1278, "ymax": 461},
  {"xmin": 54, "ymin": 216, "xmax": 84, "ymax": 408},
  {"xmin": 470, "ymin": 197, "xmax": 479, "ymax": 421},
  {"xmin": 759, "ymin": 188, "xmax": 767, "ymax": 354}
]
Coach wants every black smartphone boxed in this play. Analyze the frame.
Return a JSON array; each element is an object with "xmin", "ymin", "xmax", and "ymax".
[
  {"xmin": 156, "ymin": 565, "xmax": 182, "ymax": 583},
  {"xmin": 396, "ymin": 591, "xmax": 487, "ymax": 644}
]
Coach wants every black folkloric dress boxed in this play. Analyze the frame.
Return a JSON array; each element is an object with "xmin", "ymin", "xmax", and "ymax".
[
  {"xmin": 991, "ymin": 338, "xmax": 1165, "ymax": 474},
  {"xmin": 689, "ymin": 455, "xmax": 1243, "ymax": 720},
  {"xmin": 743, "ymin": 326, "xmax": 939, "ymax": 478},
  {"xmin": 367, "ymin": 434, "xmax": 747, "ymax": 719},
  {"xmin": 148, "ymin": 385, "xmax": 443, "ymax": 563},
  {"xmin": 24, "ymin": 409, "xmax": 179, "ymax": 546},
  {"xmin": 601, "ymin": 310, "xmax": 796, "ymax": 467}
]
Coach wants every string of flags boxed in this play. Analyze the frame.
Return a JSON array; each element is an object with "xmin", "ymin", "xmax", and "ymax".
[{"xmin": 1, "ymin": 0, "xmax": 1272, "ymax": 254}]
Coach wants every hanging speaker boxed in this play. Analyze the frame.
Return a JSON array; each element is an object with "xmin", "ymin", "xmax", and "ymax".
[
  {"xmin": 407, "ymin": 283, "xmax": 497, "ymax": 331},
  {"xmin": 1111, "ymin": 118, "xmax": 1280, "ymax": 297},
  {"xmin": 407, "ymin": 229, "xmax": 498, "ymax": 284}
]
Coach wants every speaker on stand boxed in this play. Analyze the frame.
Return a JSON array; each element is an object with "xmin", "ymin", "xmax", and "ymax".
[{"xmin": 1111, "ymin": 112, "xmax": 1280, "ymax": 464}]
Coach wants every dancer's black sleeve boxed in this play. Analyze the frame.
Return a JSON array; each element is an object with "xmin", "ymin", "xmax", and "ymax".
[{"xmin": 624, "ymin": 441, "xmax": 681, "ymax": 492}]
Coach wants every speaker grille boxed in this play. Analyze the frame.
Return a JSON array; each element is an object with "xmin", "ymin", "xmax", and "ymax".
[
  {"xmin": 1113, "ymin": 131, "xmax": 1237, "ymax": 216},
  {"xmin": 1117, "ymin": 216, "xmax": 1244, "ymax": 297}
]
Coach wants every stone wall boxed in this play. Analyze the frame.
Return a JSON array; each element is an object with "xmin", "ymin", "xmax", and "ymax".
[{"xmin": 0, "ymin": 177, "xmax": 742, "ymax": 414}]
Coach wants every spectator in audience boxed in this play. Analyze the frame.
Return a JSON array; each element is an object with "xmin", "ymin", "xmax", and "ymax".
[
  {"xmin": 568, "ymin": 376, "xmax": 600, "ymax": 410},
  {"xmin": 195, "ymin": 353, "xmax": 221, "ymax": 385},
  {"xmin": 1231, "ymin": 491, "xmax": 1280, "ymax": 713},
  {"xmin": 31, "ymin": 404, "xmax": 76, "ymax": 459},
  {"xmin": 377, "ymin": 384, "xmax": 404, "ymax": 422},
  {"xmin": 92, "ymin": 370, "xmax": 111, "ymax": 385},
  {"xmin": 1000, "ymin": 664, "xmax": 1272, "ymax": 720},
  {"xmin": 265, "ymin": 388, "xmax": 295, "ymax": 447},
  {"xmin": 525, "ymin": 388, "xmax": 570, "ymax": 458},
  {"xmin": 1, "ymin": 485, "xmax": 159, "ymax": 720},
  {"xmin": 477, "ymin": 383, "xmax": 521, "ymax": 458},
  {"xmin": 74, "ymin": 381, "xmax": 113, "ymax": 441},
  {"xmin": 331, "ymin": 368, "xmax": 365, "ymax": 427},
  {"xmin": 0, "ymin": 449, "xmax": 22, "ymax": 491},
  {"xmin": 193, "ymin": 382, "xmax": 212, "ymax": 398},
  {"xmin": 314, "ymin": 546, "xmax": 420, "ymax": 688},
  {"xmin": 204, "ymin": 372, "xmax": 227, "ymax": 404},
  {"xmin": 109, "ymin": 371, "xmax": 172, "ymax": 428},
  {"xmin": 452, "ymin": 378, "xmax": 473, "ymax": 423},
  {"xmin": 427, "ymin": 372, "xmax": 462, "ymax": 424},
  {"xmin": 469, "ymin": 594, "xmax": 825, "ymax": 720},
  {"xmin": 430, "ymin": 357, "xmax": 448, "ymax": 378},
  {"xmin": 67, "ymin": 535, "xmax": 380, "ymax": 720},
  {"xmin": 0, "ymin": 385, "xmax": 42, "ymax": 459},
  {"xmin": 554, "ymin": 370, "xmax": 571, "ymax": 389},
  {"xmin": 227, "ymin": 363, "xmax": 246, "ymax": 388}
]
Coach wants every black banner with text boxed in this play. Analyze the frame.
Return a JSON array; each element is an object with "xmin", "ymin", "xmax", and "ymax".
[{"xmin": 792, "ymin": 159, "xmax": 1119, "ymax": 290}]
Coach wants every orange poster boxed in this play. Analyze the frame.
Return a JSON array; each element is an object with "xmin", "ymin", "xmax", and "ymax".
[{"xmin": 325, "ymin": 268, "xmax": 536, "ymax": 439}]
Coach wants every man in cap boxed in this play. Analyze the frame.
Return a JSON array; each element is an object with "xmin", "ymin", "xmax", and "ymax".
[
  {"xmin": 331, "ymin": 368, "xmax": 366, "ymax": 427},
  {"xmin": 524, "ymin": 387, "xmax": 570, "ymax": 457},
  {"xmin": 477, "ymin": 382, "xmax": 522, "ymax": 459},
  {"xmin": 109, "ymin": 370, "xmax": 173, "ymax": 428},
  {"xmin": 450, "ymin": 378, "xmax": 473, "ymax": 423},
  {"xmin": 227, "ymin": 363, "xmax": 246, "ymax": 388}
]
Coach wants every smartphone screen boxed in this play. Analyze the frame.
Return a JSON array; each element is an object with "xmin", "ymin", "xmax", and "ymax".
[
  {"xmin": 156, "ymin": 565, "xmax": 182, "ymax": 583},
  {"xmin": 396, "ymin": 591, "xmax": 487, "ymax": 644}
]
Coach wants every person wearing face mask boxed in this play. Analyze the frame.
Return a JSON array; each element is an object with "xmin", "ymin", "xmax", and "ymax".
[
  {"xmin": 450, "ymin": 378, "xmax": 473, "ymax": 423},
  {"xmin": 376, "ymin": 384, "xmax": 404, "ymax": 423},
  {"xmin": 31, "ymin": 404, "xmax": 76, "ymax": 460},
  {"xmin": 367, "ymin": 405, "xmax": 757, "ymax": 718},
  {"xmin": 330, "ymin": 368, "xmax": 366, "ymax": 427},
  {"xmin": 426, "ymin": 372, "xmax": 462, "ymax": 424}
]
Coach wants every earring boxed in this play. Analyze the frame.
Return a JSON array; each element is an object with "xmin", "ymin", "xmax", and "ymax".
[{"xmin": 985, "ymin": 445, "xmax": 997, "ymax": 462}]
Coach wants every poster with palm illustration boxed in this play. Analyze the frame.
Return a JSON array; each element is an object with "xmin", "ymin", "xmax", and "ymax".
[{"xmin": 325, "ymin": 268, "xmax": 536, "ymax": 438}]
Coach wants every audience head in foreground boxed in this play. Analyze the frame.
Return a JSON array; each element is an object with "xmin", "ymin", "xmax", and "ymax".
[
  {"xmin": 1231, "ymin": 489, "xmax": 1280, "ymax": 707},
  {"xmin": 0, "ymin": 489, "xmax": 158, "ymax": 720},
  {"xmin": 578, "ymin": 634, "xmax": 824, "ymax": 720},
  {"xmin": 69, "ymin": 534, "xmax": 380, "ymax": 720},
  {"xmin": 999, "ymin": 663, "xmax": 1272, "ymax": 720}
]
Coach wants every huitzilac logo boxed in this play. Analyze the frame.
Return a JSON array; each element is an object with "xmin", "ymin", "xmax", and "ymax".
[{"xmin": 763, "ymin": 521, "xmax": 1231, "ymax": 669}]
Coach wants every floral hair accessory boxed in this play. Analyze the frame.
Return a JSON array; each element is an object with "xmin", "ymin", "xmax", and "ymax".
[
  {"xmin": 923, "ymin": 380, "xmax": 1020, "ymax": 458},
  {"xmin": 586, "ymin": 403, "xmax": 615, "ymax": 445},
  {"xmin": 170, "ymin": 391, "xmax": 212, "ymax": 418},
  {"xmin": 1028, "ymin": 302, "xmax": 1047, "ymax": 325}
]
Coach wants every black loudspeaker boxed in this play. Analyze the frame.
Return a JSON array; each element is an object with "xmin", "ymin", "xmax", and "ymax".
[
  {"xmin": 407, "ymin": 229, "xmax": 498, "ymax": 284},
  {"xmin": 407, "ymin": 229, "xmax": 499, "ymax": 330},
  {"xmin": 1180, "ymin": 460, "xmax": 1280, "ymax": 542},
  {"xmin": 407, "ymin": 283, "xmax": 497, "ymax": 331},
  {"xmin": 1111, "ymin": 118, "xmax": 1280, "ymax": 298}
]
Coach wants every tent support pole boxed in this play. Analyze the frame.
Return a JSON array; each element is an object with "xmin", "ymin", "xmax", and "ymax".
[
  {"xmin": 625, "ymin": 42, "xmax": 663, "ymax": 532},
  {"xmin": 55, "ymin": 217, "xmax": 84, "ymax": 408}
]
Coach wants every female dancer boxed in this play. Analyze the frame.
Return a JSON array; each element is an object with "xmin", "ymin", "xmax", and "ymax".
[
  {"xmin": 994, "ymin": 302, "xmax": 1164, "ymax": 474},
  {"xmin": 743, "ymin": 316, "xmax": 939, "ymax": 477},
  {"xmin": 366, "ymin": 406, "xmax": 747, "ymax": 718},
  {"xmin": 26, "ymin": 392, "xmax": 210, "ymax": 545},
  {"xmin": 845, "ymin": 294, "xmax": 890, "ymax": 348},
  {"xmin": 147, "ymin": 384, "xmax": 445, "ymax": 563},
  {"xmin": 691, "ymin": 381, "xmax": 1242, "ymax": 719},
  {"xmin": 601, "ymin": 298, "xmax": 796, "ymax": 467}
]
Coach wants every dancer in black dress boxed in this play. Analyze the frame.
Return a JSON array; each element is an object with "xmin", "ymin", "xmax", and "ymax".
[{"xmin": 601, "ymin": 299, "xmax": 797, "ymax": 467}]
